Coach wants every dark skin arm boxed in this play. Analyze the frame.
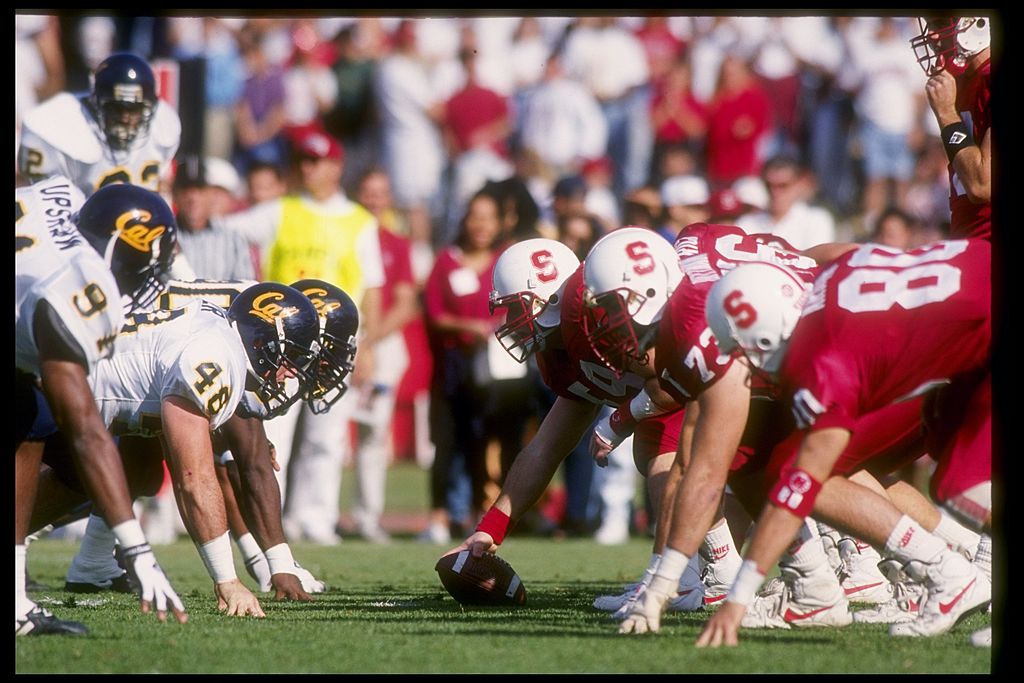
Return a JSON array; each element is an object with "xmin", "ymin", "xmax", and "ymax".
[{"xmin": 220, "ymin": 412, "xmax": 312, "ymax": 601}]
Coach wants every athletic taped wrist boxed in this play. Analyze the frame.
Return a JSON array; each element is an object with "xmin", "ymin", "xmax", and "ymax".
[
  {"xmin": 769, "ymin": 467, "xmax": 823, "ymax": 519},
  {"xmin": 199, "ymin": 531, "xmax": 237, "ymax": 584},
  {"xmin": 726, "ymin": 560, "xmax": 766, "ymax": 607},
  {"xmin": 264, "ymin": 543, "xmax": 298, "ymax": 576},
  {"xmin": 475, "ymin": 507, "xmax": 512, "ymax": 546},
  {"xmin": 940, "ymin": 121, "xmax": 971, "ymax": 163}
]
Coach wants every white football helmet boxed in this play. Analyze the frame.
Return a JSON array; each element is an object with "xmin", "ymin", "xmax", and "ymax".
[
  {"xmin": 489, "ymin": 238, "xmax": 580, "ymax": 362},
  {"xmin": 911, "ymin": 17, "xmax": 991, "ymax": 76},
  {"xmin": 582, "ymin": 227, "xmax": 682, "ymax": 376},
  {"xmin": 705, "ymin": 261, "xmax": 809, "ymax": 376}
]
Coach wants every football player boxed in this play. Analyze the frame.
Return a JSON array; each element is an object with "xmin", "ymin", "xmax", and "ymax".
[
  {"xmin": 443, "ymin": 234, "xmax": 740, "ymax": 615},
  {"xmin": 33, "ymin": 283, "xmax": 323, "ymax": 616},
  {"xmin": 16, "ymin": 178, "xmax": 185, "ymax": 635},
  {"xmin": 18, "ymin": 52, "xmax": 180, "ymax": 197},
  {"xmin": 911, "ymin": 17, "xmax": 991, "ymax": 240},
  {"xmin": 697, "ymin": 239, "xmax": 992, "ymax": 646}
]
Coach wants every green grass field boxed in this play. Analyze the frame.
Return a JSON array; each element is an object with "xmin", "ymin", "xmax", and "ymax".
[
  {"xmin": 18, "ymin": 534, "xmax": 992, "ymax": 674},
  {"xmin": 17, "ymin": 463, "xmax": 996, "ymax": 673}
]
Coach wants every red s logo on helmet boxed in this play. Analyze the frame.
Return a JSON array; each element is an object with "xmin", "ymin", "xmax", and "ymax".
[
  {"xmin": 626, "ymin": 241, "xmax": 655, "ymax": 275},
  {"xmin": 530, "ymin": 250, "xmax": 559, "ymax": 284},
  {"xmin": 724, "ymin": 290, "xmax": 758, "ymax": 329}
]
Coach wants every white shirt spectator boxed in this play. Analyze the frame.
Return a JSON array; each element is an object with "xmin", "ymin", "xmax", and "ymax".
[
  {"xmin": 849, "ymin": 18, "xmax": 926, "ymax": 135},
  {"xmin": 562, "ymin": 20, "xmax": 649, "ymax": 101},
  {"xmin": 519, "ymin": 72, "xmax": 608, "ymax": 169},
  {"xmin": 283, "ymin": 60, "xmax": 338, "ymax": 129},
  {"xmin": 736, "ymin": 202, "xmax": 836, "ymax": 251}
]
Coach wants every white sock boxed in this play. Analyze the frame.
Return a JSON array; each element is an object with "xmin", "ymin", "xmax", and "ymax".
[
  {"xmin": 234, "ymin": 532, "xmax": 264, "ymax": 563},
  {"xmin": 933, "ymin": 510, "xmax": 982, "ymax": 559},
  {"xmin": 67, "ymin": 514, "xmax": 120, "ymax": 580},
  {"xmin": 781, "ymin": 518, "xmax": 830, "ymax": 574},
  {"xmin": 702, "ymin": 519, "xmax": 738, "ymax": 564},
  {"xmin": 884, "ymin": 514, "xmax": 947, "ymax": 565},
  {"xmin": 16, "ymin": 545, "xmax": 34, "ymax": 617}
]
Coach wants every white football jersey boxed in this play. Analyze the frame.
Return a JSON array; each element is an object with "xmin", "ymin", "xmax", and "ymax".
[
  {"xmin": 18, "ymin": 92, "xmax": 180, "ymax": 197},
  {"xmin": 90, "ymin": 300, "xmax": 247, "ymax": 437},
  {"xmin": 15, "ymin": 175, "xmax": 123, "ymax": 376}
]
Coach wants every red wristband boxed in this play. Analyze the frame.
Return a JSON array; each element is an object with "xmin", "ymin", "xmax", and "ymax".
[
  {"xmin": 608, "ymin": 405, "xmax": 637, "ymax": 436},
  {"xmin": 475, "ymin": 508, "xmax": 512, "ymax": 546},
  {"xmin": 768, "ymin": 467, "xmax": 823, "ymax": 519}
]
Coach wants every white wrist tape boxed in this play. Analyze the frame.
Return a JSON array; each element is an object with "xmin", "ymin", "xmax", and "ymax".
[
  {"xmin": 111, "ymin": 519, "xmax": 147, "ymax": 548},
  {"xmin": 628, "ymin": 390, "xmax": 671, "ymax": 422},
  {"xmin": 264, "ymin": 543, "xmax": 297, "ymax": 576},
  {"xmin": 199, "ymin": 531, "xmax": 237, "ymax": 584},
  {"xmin": 726, "ymin": 560, "xmax": 765, "ymax": 607},
  {"xmin": 654, "ymin": 548, "xmax": 690, "ymax": 583}
]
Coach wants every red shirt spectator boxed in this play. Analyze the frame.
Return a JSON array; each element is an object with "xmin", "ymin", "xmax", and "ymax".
[
  {"xmin": 634, "ymin": 16, "xmax": 685, "ymax": 88},
  {"xmin": 443, "ymin": 49, "xmax": 511, "ymax": 159},
  {"xmin": 651, "ymin": 58, "xmax": 708, "ymax": 147},
  {"xmin": 705, "ymin": 55, "xmax": 772, "ymax": 187}
]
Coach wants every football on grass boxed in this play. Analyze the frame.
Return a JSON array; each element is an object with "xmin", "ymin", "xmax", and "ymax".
[{"xmin": 434, "ymin": 551, "xmax": 527, "ymax": 607}]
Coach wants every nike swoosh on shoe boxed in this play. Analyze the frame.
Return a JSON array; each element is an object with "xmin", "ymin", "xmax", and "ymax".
[{"xmin": 939, "ymin": 578, "xmax": 976, "ymax": 615}]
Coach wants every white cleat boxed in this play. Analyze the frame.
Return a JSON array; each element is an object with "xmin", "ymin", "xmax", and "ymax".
[
  {"xmin": 889, "ymin": 550, "xmax": 991, "ymax": 637},
  {"xmin": 852, "ymin": 560, "xmax": 923, "ymax": 625},
  {"xmin": 742, "ymin": 566, "xmax": 852, "ymax": 630},
  {"xmin": 838, "ymin": 538, "xmax": 892, "ymax": 605},
  {"xmin": 700, "ymin": 552, "xmax": 741, "ymax": 608}
]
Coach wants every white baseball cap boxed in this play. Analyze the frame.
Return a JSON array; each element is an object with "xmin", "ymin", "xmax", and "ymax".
[
  {"xmin": 204, "ymin": 157, "xmax": 243, "ymax": 198},
  {"xmin": 732, "ymin": 175, "xmax": 769, "ymax": 211},
  {"xmin": 660, "ymin": 175, "xmax": 709, "ymax": 207}
]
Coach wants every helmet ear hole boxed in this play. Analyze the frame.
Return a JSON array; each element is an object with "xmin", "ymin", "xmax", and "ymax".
[{"xmin": 646, "ymin": 288, "xmax": 656, "ymax": 298}]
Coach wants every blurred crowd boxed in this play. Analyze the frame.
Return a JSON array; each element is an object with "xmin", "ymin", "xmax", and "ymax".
[{"xmin": 15, "ymin": 13, "xmax": 957, "ymax": 546}]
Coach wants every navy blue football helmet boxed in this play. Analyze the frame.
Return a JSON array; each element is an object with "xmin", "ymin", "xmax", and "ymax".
[
  {"xmin": 91, "ymin": 52, "xmax": 157, "ymax": 151},
  {"xmin": 291, "ymin": 279, "xmax": 360, "ymax": 414},
  {"xmin": 75, "ymin": 184, "xmax": 177, "ymax": 315},
  {"xmin": 227, "ymin": 283, "xmax": 321, "ymax": 419}
]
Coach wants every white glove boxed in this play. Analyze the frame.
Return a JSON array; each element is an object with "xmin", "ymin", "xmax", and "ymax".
[
  {"xmin": 244, "ymin": 553, "xmax": 273, "ymax": 593},
  {"xmin": 290, "ymin": 562, "xmax": 327, "ymax": 593},
  {"xmin": 122, "ymin": 543, "xmax": 186, "ymax": 618},
  {"xmin": 590, "ymin": 415, "xmax": 625, "ymax": 467},
  {"xmin": 618, "ymin": 574, "xmax": 675, "ymax": 635}
]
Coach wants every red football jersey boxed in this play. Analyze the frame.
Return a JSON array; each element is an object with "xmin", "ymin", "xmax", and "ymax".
[
  {"xmin": 536, "ymin": 264, "xmax": 646, "ymax": 406},
  {"xmin": 655, "ymin": 223, "xmax": 819, "ymax": 403},
  {"xmin": 948, "ymin": 59, "xmax": 991, "ymax": 240},
  {"xmin": 782, "ymin": 239, "xmax": 991, "ymax": 434}
]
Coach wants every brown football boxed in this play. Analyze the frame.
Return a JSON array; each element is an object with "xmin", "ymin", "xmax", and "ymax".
[{"xmin": 434, "ymin": 551, "xmax": 527, "ymax": 606}]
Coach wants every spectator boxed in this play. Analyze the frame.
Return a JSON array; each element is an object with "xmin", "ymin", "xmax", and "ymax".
[
  {"xmin": 219, "ymin": 129, "xmax": 384, "ymax": 545},
  {"xmin": 622, "ymin": 185, "xmax": 663, "ymax": 231},
  {"xmin": 325, "ymin": 22, "xmax": 380, "ymax": 192},
  {"xmin": 483, "ymin": 176, "xmax": 547, "ymax": 243},
  {"xmin": 281, "ymin": 21, "xmax": 338, "ymax": 143},
  {"xmin": 420, "ymin": 189, "xmax": 508, "ymax": 543},
  {"xmin": 869, "ymin": 206, "xmax": 917, "ymax": 250},
  {"xmin": 517, "ymin": 49, "xmax": 607, "ymax": 192},
  {"xmin": 707, "ymin": 187, "xmax": 746, "ymax": 224},
  {"xmin": 580, "ymin": 156, "xmax": 620, "ymax": 232},
  {"xmin": 202, "ymin": 156, "xmax": 246, "ymax": 217},
  {"xmin": 704, "ymin": 53, "xmax": 772, "ymax": 188},
  {"xmin": 849, "ymin": 17, "xmax": 926, "ymax": 221},
  {"xmin": 442, "ymin": 42, "xmax": 515, "ymax": 243},
  {"xmin": 650, "ymin": 56, "xmax": 708, "ymax": 181},
  {"xmin": 563, "ymin": 17, "xmax": 651, "ymax": 197},
  {"xmin": 633, "ymin": 16, "xmax": 685, "ymax": 90},
  {"xmin": 735, "ymin": 155, "xmax": 836, "ymax": 249},
  {"xmin": 233, "ymin": 26, "xmax": 288, "ymax": 173},
  {"xmin": 557, "ymin": 212, "xmax": 601, "ymax": 260},
  {"xmin": 658, "ymin": 174, "xmax": 711, "ymax": 243},
  {"xmin": 374, "ymin": 19, "xmax": 446, "ymax": 238},
  {"xmin": 245, "ymin": 160, "xmax": 288, "ymax": 207},
  {"xmin": 172, "ymin": 155, "xmax": 258, "ymax": 282}
]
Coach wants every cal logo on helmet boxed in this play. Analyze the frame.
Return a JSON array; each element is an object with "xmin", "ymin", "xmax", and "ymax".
[
  {"xmin": 299, "ymin": 286, "xmax": 341, "ymax": 316},
  {"xmin": 250, "ymin": 290, "xmax": 299, "ymax": 324},
  {"xmin": 115, "ymin": 209, "xmax": 165, "ymax": 252}
]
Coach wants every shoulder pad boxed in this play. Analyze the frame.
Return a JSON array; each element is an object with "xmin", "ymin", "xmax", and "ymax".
[
  {"xmin": 22, "ymin": 93, "xmax": 102, "ymax": 165},
  {"xmin": 151, "ymin": 101, "xmax": 182, "ymax": 151}
]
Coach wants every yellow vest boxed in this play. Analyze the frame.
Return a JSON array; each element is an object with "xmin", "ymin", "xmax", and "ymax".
[{"xmin": 265, "ymin": 196, "xmax": 374, "ymax": 302}]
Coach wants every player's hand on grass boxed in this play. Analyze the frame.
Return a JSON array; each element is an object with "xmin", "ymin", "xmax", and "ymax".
[
  {"xmin": 618, "ymin": 575, "xmax": 674, "ymax": 635},
  {"xmin": 290, "ymin": 562, "xmax": 327, "ymax": 593},
  {"xmin": 695, "ymin": 600, "xmax": 745, "ymax": 648},
  {"xmin": 442, "ymin": 531, "xmax": 497, "ymax": 559},
  {"xmin": 271, "ymin": 572, "xmax": 313, "ymax": 601},
  {"xmin": 123, "ymin": 543, "xmax": 188, "ymax": 624},
  {"xmin": 215, "ymin": 579, "xmax": 266, "ymax": 618}
]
